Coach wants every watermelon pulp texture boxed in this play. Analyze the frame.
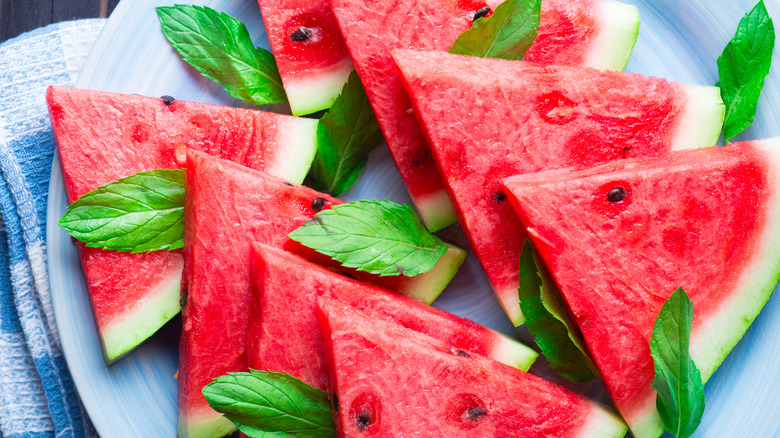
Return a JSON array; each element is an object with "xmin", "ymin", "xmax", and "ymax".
[
  {"xmin": 317, "ymin": 297, "xmax": 628, "ymax": 437},
  {"xmin": 248, "ymin": 242, "xmax": 537, "ymax": 392},
  {"xmin": 329, "ymin": 0, "xmax": 640, "ymax": 231},
  {"xmin": 47, "ymin": 85, "xmax": 317, "ymax": 362},
  {"xmin": 502, "ymin": 139, "xmax": 780, "ymax": 438},
  {"xmin": 178, "ymin": 150, "xmax": 466, "ymax": 438},
  {"xmin": 257, "ymin": 0, "xmax": 353, "ymax": 115},
  {"xmin": 395, "ymin": 49, "xmax": 725, "ymax": 325}
]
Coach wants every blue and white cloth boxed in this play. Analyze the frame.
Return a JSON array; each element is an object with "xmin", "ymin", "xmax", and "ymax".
[{"xmin": 0, "ymin": 19, "xmax": 105, "ymax": 438}]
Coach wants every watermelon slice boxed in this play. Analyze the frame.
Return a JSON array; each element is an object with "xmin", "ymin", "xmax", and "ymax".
[
  {"xmin": 47, "ymin": 85, "xmax": 318, "ymax": 362},
  {"xmin": 249, "ymin": 242, "xmax": 537, "ymax": 391},
  {"xmin": 501, "ymin": 139, "xmax": 780, "ymax": 438},
  {"xmin": 257, "ymin": 0, "xmax": 353, "ymax": 115},
  {"xmin": 317, "ymin": 297, "xmax": 628, "ymax": 437},
  {"xmin": 179, "ymin": 150, "xmax": 466, "ymax": 437},
  {"xmin": 329, "ymin": 0, "xmax": 640, "ymax": 231},
  {"xmin": 394, "ymin": 49, "xmax": 725, "ymax": 325}
]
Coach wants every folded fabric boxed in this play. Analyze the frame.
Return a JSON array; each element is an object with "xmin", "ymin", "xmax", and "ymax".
[{"xmin": 0, "ymin": 19, "xmax": 105, "ymax": 438}]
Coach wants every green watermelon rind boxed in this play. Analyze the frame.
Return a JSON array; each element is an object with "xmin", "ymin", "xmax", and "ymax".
[
  {"xmin": 397, "ymin": 244, "xmax": 466, "ymax": 304},
  {"xmin": 101, "ymin": 266, "xmax": 182, "ymax": 362},
  {"xmin": 584, "ymin": 0, "xmax": 640, "ymax": 72},
  {"xmin": 671, "ymin": 84, "xmax": 726, "ymax": 151},
  {"xmin": 285, "ymin": 60, "xmax": 354, "ymax": 116},
  {"xmin": 491, "ymin": 331, "xmax": 539, "ymax": 372},
  {"xmin": 577, "ymin": 403, "xmax": 629, "ymax": 438},
  {"xmin": 415, "ymin": 189, "xmax": 459, "ymax": 232},
  {"xmin": 178, "ymin": 408, "xmax": 235, "ymax": 438}
]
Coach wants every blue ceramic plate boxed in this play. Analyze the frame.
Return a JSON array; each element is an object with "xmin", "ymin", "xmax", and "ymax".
[{"xmin": 47, "ymin": 0, "xmax": 780, "ymax": 436}]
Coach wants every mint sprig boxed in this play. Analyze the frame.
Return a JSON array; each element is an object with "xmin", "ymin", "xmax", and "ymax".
[
  {"xmin": 717, "ymin": 0, "xmax": 775, "ymax": 142},
  {"xmin": 58, "ymin": 169, "xmax": 185, "ymax": 253},
  {"xmin": 203, "ymin": 370, "xmax": 335, "ymax": 438},
  {"xmin": 309, "ymin": 71, "xmax": 384, "ymax": 197},
  {"xmin": 288, "ymin": 199, "xmax": 447, "ymax": 277},
  {"xmin": 517, "ymin": 239, "xmax": 597, "ymax": 382},
  {"xmin": 650, "ymin": 288, "xmax": 705, "ymax": 438},
  {"xmin": 157, "ymin": 5, "xmax": 286, "ymax": 106},
  {"xmin": 449, "ymin": 0, "xmax": 541, "ymax": 60}
]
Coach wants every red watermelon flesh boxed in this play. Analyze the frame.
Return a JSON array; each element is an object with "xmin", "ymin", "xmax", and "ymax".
[
  {"xmin": 257, "ymin": 0, "xmax": 354, "ymax": 115},
  {"xmin": 329, "ymin": 0, "xmax": 640, "ymax": 231},
  {"xmin": 179, "ymin": 150, "xmax": 466, "ymax": 437},
  {"xmin": 501, "ymin": 139, "xmax": 780, "ymax": 438},
  {"xmin": 394, "ymin": 49, "xmax": 725, "ymax": 325},
  {"xmin": 47, "ymin": 85, "xmax": 318, "ymax": 362},
  {"xmin": 317, "ymin": 296, "xmax": 628, "ymax": 437},
  {"xmin": 248, "ymin": 242, "xmax": 537, "ymax": 392}
]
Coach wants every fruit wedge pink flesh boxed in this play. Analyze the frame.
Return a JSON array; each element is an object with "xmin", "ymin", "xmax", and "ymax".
[
  {"xmin": 179, "ymin": 150, "xmax": 465, "ymax": 438},
  {"xmin": 394, "ymin": 49, "xmax": 724, "ymax": 324},
  {"xmin": 248, "ymin": 242, "xmax": 537, "ymax": 391},
  {"xmin": 257, "ymin": 0, "xmax": 353, "ymax": 115},
  {"xmin": 329, "ymin": 0, "xmax": 639, "ymax": 230},
  {"xmin": 317, "ymin": 297, "xmax": 628, "ymax": 437},
  {"xmin": 502, "ymin": 139, "xmax": 780, "ymax": 438},
  {"xmin": 47, "ymin": 85, "xmax": 317, "ymax": 362}
]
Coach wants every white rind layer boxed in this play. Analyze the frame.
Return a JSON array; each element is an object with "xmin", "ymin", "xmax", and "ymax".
[
  {"xmin": 491, "ymin": 331, "xmax": 538, "ymax": 371},
  {"xmin": 284, "ymin": 59, "xmax": 354, "ymax": 116},
  {"xmin": 577, "ymin": 403, "xmax": 629, "ymax": 438},
  {"xmin": 691, "ymin": 137, "xmax": 780, "ymax": 378},
  {"xmin": 101, "ymin": 263, "xmax": 182, "ymax": 362},
  {"xmin": 178, "ymin": 408, "xmax": 235, "ymax": 438},
  {"xmin": 671, "ymin": 84, "xmax": 726, "ymax": 151},
  {"xmin": 397, "ymin": 244, "xmax": 466, "ymax": 305},
  {"xmin": 584, "ymin": 0, "xmax": 640, "ymax": 71},
  {"xmin": 269, "ymin": 117, "xmax": 319, "ymax": 184},
  {"xmin": 414, "ymin": 188, "xmax": 458, "ymax": 232}
]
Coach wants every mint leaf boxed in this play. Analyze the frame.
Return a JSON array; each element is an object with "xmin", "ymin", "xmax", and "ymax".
[
  {"xmin": 157, "ymin": 5, "xmax": 286, "ymax": 106},
  {"xmin": 650, "ymin": 288, "xmax": 705, "ymax": 438},
  {"xmin": 203, "ymin": 370, "xmax": 335, "ymax": 438},
  {"xmin": 718, "ymin": 0, "xmax": 775, "ymax": 142},
  {"xmin": 288, "ymin": 200, "xmax": 447, "ymax": 277},
  {"xmin": 449, "ymin": 0, "xmax": 541, "ymax": 60},
  {"xmin": 58, "ymin": 169, "xmax": 185, "ymax": 253},
  {"xmin": 309, "ymin": 71, "xmax": 383, "ymax": 196},
  {"xmin": 518, "ymin": 239, "xmax": 597, "ymax": 382}
]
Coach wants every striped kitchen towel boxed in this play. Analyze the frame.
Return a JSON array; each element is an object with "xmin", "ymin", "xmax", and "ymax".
[{"xmin": 0, "ymin": 19, "xmax": 105, "ymax": 438}]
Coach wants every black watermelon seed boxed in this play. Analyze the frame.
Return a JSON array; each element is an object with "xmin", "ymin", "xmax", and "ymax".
[
  {"xmin": 466, "ymin": 406, "xmax": 487, "ymax": 422},
  {"xmin": 179, "ymin": 289, "xmax": 188, "ymax": 308},
  {"xmin": 356, "ymin": 411, "xmax": 372, "ymax": 431},
  {"xmin": 161, "ymin": 95, "xmax": 175, "ymax": 106},
  {"xmin": 607, "ymin": 187, "xmax": 626, "ymax": 203},
  {"xmin": 312, "ymin": 197, "xmax": 327, "ymax": 211},
  {"xmin": 283, "ymin": 182, "xmax": 294, "ymax": 187},
  {"xmin": 333, "ymin": 394, "xmax": 340, "ymax": 412},
  {"xmin": 492, "ymin": 191, "xmax": 507, "ymax": 204},
  {"xmin": 471, "ymin": 6, "xmax": 491, "ymax": 21},
  {"xmin": 289, "ymin": 26, "xmax": 314, "ymax": 42},
  {"xmin": 452, "ymin": 348, "xmax": 471, "ymax": 358}
]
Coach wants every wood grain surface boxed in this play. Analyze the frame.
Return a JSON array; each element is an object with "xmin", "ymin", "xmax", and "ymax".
[{"xmin": 0, "ymin": 0, "xmax": 120, "ymax": 43}]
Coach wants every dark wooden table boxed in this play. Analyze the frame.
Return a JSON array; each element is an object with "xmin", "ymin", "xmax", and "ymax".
[{"xmin": 1, "ymin": 0, "xmax": 120, "ymax": 43}]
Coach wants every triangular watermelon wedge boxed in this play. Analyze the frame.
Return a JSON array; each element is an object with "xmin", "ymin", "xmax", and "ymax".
[
  {"xmin": 317, "ymin": 296, "xmax": 628, "ymax": 437},
  {"xmin": 329, "ymin": 0, "xmax": 640, "ymax": 231},
  {"xmin": 47, "ymin": 85, "xmax": 318, "ymax": 362},
  {"xmin": 394, "ymin": 49, "xmax": 725, "ymax": 324},
  {"xmin": 257, "ymin": 0, "xmax": 353, "ymax": 115},
  {"xmin": 179, "ymin": 150, "xmax": 466, "ymax": 437},
  {"xmin": 248, "ymin": 242, "xmax": 537, "ymax": 391},
  {"xmin": 502, "ymin": 139, "xmax": 780, "ymax": 438}
]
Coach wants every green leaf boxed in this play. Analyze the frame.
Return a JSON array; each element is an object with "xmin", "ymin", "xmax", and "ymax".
[
  {"xmin": 57, "ymin": 169, "xmax": 185, "ymax": 253},
  {"xmin": 517, "ymin": 239, "xmax": 598, "ymax": 382},
  {"xmin": 203, "ymin": 370, "xmax": 335, "ymax": 438},
  {"xmin": 157, "ymin": 5, "xmax": 287, "ymax": 106},
  {"xmin": 717, "ymin": 0, "xmax": 775, "ymax": 142},
  {"xmin": 650, "ymin": 288, "xmax": 706, "ymax": 438},
  {"xmin": 288, "ymin": 199, "xmax": 447, "ymax": 277},
  {"xmin": 449, "ymin": 0, "xmax": 541, "ymax": 60},
  {"xmin": 309, "ymin": 71, "xmax": 384, "ymax": 197}
]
